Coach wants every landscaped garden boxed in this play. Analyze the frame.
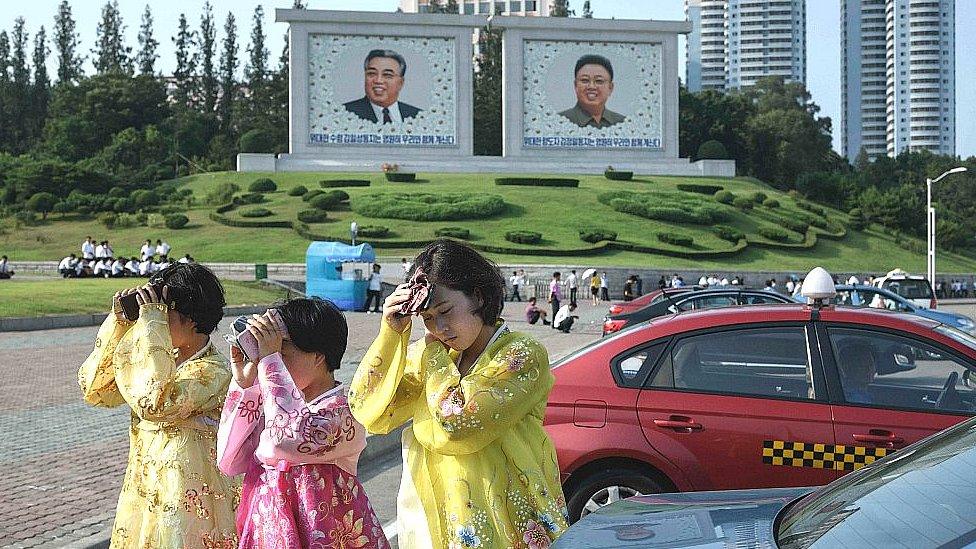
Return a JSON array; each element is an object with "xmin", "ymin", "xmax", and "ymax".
[{"xmin": 4, "ymin": 171, "xmax": 976, "ymax": 273}]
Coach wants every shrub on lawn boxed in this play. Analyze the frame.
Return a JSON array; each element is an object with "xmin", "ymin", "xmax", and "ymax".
[
  {"xmin": 310, "ymin": 192, "xmax": 343, "ymax": 210},
  {"xmin": 732, "ymin": 196, "xmax": 754, "ymax": 210},
  {"xmin": 26, "ymin": 192, "xmax": 57, "ymax": 218},
  {"xmin": 164, "ymin": 213, "xmax": 189, "ymax": 229},
  {"xmin": 599, "ymin": 191, "xmax": 729, "ymax": 225},
  {"xmin": 98, "ymin": 212, "xmax": 118, "ymax": 229},
  {"xmin": 320, "ymin": 179, "xmax": 370, "ymax": 188},
  {"xmin": 358, "ymin": 225, "xmax": 390, "ymax": 237},
  {"xmin": 297, "ymin": 209, "xmax": 327, "ymax": 223},
  {"xmin": 302, "ymin": 189, "xmax": 324, "ymax": 202},
  {"xmin": 288, "ymin": 185, "xmax": 308, "ymax": 196},
  {"xmin": 604, "ymin": 169, "xmax": 633, "ymax": 181},
  {"xmin": 351, "ymin": 192, "xmax": 506, "ymax": 221},
  {"xmin": 713, "ymin": 225, "xmax": 744, "ymax": 243},
  {"xmin": 781, "ymin": 218, "xmax": 809, "ymax": 234},
  {"xmin": 657, "ymin": 232, "xmax": 694, "ymax": 247},
  {"xmin": 763, "ymin": 198, "xmax": 780, "ymax": 208},
  {"xmin": 235, "ymin": 192, "xmax": 265, "ymax": 204},
  {"xmin": 677, "ymin": 183, "xmax": 724, "ymax": 195},
  {"xmin": 849, "ymin": 207, "xmax": 866, "ymax": 231},
  {"xmin": 760, "ymin": 226, "xmax": 791, "ymax": 242},
  {"xmin": 385, "ymin": 172, "xmax": 416, "ymax": 182},
  {"xmin": 796, "ymin": 201, "xmax": 826, "ymax": 217},
  {"xmin": 329, "ymin": 190, "xmax": 350, "ymax": 202},
  {"xmin": 751, "ymin": 191, "xmax": 767, "ymax": 203},
  {"xmin": 249, "ymin": 178, "xmax": 277, "ymax": 192},
  {"xmin": 130, "ymin": 189, "xmax": 160, "ymax": 208},
  {"xmin": 435, "ymin": 227, "xmax": 471, "ymax": 239},
  {"xmin": 696, "ymin": 139, "xmax": 729, "ymax": 160},
  {"xmin": 206, "ymin": 182, "xmax": 240, "ymax": 205},
  {"xmin": 240, "ymin": 207, "xmax": 273, "ymax": 218},
  {"xmin": 495, "ymin": 177, "xmax": 580, "ymax": 187},
  {"xmin": 579, "ymin": 228, "xmax": 618, "ymax": 243},
  {"xmin": 505, "ymin": 230, "xmax": 542, "ymax": 244},
  {"xmin": 714, "ymin": 190, "xmax": 735, "ymax": 204},
  {"xmin": 146, "ymin": 213, "xmax": 166, "ymax": 228}
]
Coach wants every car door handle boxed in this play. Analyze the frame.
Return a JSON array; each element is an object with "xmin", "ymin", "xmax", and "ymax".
[
  {"xmin": 852, "ymin": 432, "xmax": 904, "ymax": 446},
  {"xmin": 653, "ymin": 418, "xmax": 703, "ymax": 432}
]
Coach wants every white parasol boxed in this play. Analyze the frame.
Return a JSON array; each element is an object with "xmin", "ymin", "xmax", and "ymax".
[{"xmin": 581, "ymin": 268, "xmax": 596, "ymax": 279}]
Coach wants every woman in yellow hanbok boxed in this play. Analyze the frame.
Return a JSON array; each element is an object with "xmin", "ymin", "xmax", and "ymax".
[
  {"xmin": 350, "ymin": 240, "xmax": 568, "ymax": 548},
  {"xmin": 79, "ymin": 263, "xmax": 238, "ymax": 548}
]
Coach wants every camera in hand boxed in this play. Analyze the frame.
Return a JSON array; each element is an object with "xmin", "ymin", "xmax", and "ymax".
[{"xmin": 119, "ymin": 283, "xmax": 166, "ymax": 322}]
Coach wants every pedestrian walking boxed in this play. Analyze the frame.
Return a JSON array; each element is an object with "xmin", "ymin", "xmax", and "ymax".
[
  {"xmin": 350, "ymin": 220, "xmax": 359, "ymax": 246},
  {"xmin": 78, "ymin": 264, "xmax": 238, "ymax": 546},
  {"xmin": 634, "ymin": 274, "xmax": 643, "ymax": 296},
  {"xmin": 600, "ymin": 271, "xmax": 610, "ymax": 301},
  {"xmin": 365, "ymin": 263, "xmax": 384, "ymax": 312},
  {"xmin": 590, "ymin": 272, "xmax": 601, "ymax": 305},
  {"xmin": 510, "ymin": 270, "xmax": 523, "ymax": 301},
  {"xmin": 567, "ymin": 269, "xmax": 579, "ymax": 307},
  {"xmin": 349, "ymin": 239, "xmax": 568, "ymax": 548},
  {"xmin": 549, "ymin": 272, "xmax": 562, "ymax": 328},
  {"xmin": 217, "ymin": 300, "xmax": 389, "ymax": 548},
  {"xmin": 623, "ymin": 275, "xmax": 635, "ymax": 301}
]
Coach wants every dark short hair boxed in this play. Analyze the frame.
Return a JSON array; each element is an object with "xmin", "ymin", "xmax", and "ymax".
[
  {"xmin": 410, "ymin": 239, "xmax": 505, "ymax": 325},
  {"xmin": 574, "ymin": 54, "xmax": 614, "ymax": 80},
  {"xmin": 365, "ymin": 49, "xmax": 407, "ymax": 77},
  {"xmin": 151, "ymin": 263, "xmax": 226, "ymax": 335},
  {"xmin": 275, "ymin": 297, "xmax": 348, "ymax": 372}
]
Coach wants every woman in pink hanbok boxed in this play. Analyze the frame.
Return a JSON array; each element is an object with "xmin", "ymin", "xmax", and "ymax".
[{"xmin": 217, "ymin": 298, "xmax": 389, "ymax": 548}]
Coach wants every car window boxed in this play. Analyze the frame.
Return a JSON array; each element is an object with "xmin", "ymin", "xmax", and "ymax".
[
  {"xmin": 613, "ymin": 340, "xmax": 668, "ymax": 388},
  {"xmin": 827, "ymin": 327, "xmax": 976, "ymax": 414},
  {"xmin": 838, "ymin": 289, "xmax": 911, "ymax": 311},
  {"xmin": 882, "ymin": 279, "xmax": 932, "ymax": 300},
  {"xmin": 742, "ymin": 293, "xmax": 787, "ymax": 305},
  {"xmin": 653, "ymin": 327, "xmax": 814, "ymax": 400},
  {"xmin": 674, "ymin": 295, "xmax": 738, "ymax": 312}
]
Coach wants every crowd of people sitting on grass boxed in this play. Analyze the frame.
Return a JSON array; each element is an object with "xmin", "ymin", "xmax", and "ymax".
[{"xmin": 58, "ymin": 236, "xmax": 194, "ymax": 278}]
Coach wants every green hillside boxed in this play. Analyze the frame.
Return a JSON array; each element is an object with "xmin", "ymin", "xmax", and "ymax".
[{"xmin": 3, "ymin": 171, "xmax": 975, "ymax": 273}]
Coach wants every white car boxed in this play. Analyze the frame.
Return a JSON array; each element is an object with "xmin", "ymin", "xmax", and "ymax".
[{"xmin": 873, "ymin": 268, "xmax": 936, "ymax": 309}]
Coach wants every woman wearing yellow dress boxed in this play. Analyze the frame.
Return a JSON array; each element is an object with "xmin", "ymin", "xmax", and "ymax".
[
  {"xmin": 350, "ymin": 239, "xmax": 568, "ymax": 548},
  {"xmin": 79, "ymin": 263, "xmax": 238, "ymax": 548}
]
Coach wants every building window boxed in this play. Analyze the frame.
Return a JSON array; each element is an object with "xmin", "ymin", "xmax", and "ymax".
[
  {"xmin": 495, "ymin": 1, "xmax": 505, "ymax": 13},
  {"xmin": 525, "ymin": 0, "xmax": 536, "ymax": 11},
  {"xmin": 479, "ymin": 1, "xmax": 489, "ymax": 12},
  {"xmin": 509, "ymin": 0, "xmax": 521, "ymax": 11},
  {"xmin": 464, "ymin": 2, "xmax": 475, "ymax": 14}
]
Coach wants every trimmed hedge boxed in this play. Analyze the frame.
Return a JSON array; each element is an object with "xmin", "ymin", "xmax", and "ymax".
[
  {"xmin": 288, "ymin": 185, "xmax": 308, "ymax": 196},
  {"xmin": 604, "ymin": 170, "xmax": 633, "ymax": 181},
  {"xmin": 763, "ymin": 198, "xmax": 780, "ymax": 208},
  {"xmin": 849, "ymin": 208, "xmax": 866, "ymax": 231},
  {"xmin": 751, "ymin": 191, "xmax": 768, "ymax": 203},
  {"xmin": 579, "ymin": 228, "xmax": 618, "ymax": 243},
  {"xmin": 760, "ymin": 226, "xmax": 791, "ymax": 242},
  {"xmin": 732, "ymin": 196, "xmax": 753, "ymax": 210},
  {"xmin": 495, "ymin": 177, "xmax": 580, "ymax": 187},
  {"xmin": 297, "ymin": 209, "xmax": 327, "ymax": 223},
  {"xmin": 209, "ymin": 211, "xmax": 293, "ymax": 228},
  {"xmin": 713, "ymin": 225, "xmax": 744, "ymax": 243},
  {"xmin": 249, "ymin": 178, "xmax": 277, "ymax": 192},
  {"xmin": 303, "ymin": 190, "xmax": 324, "ymax": 202},
  {"xmin": 358, "ymin": 225, "xmax": 390, "ymax": 237},
  {"xmin": 236, "ymin": 192, "xmax": 265, "ymax": 204},
  {"xmin": 796, "ymin": 201, "xmax": 827, "ymax": 217},
  {"xmin": 320, "ymin": 179, "xmax": 370, "ymax": 188},
  {"xmin": 599, "ymin": 190, "xmax": 730, "ymax": 225},
  {"xmin": 329, "ymin": 190, "xmax": 350, "ymax": 202},
  {"xmin": 351, "ymin": 192, "xmax": 506, "ymax": 221},
  {"xmin": 385, "ymin": 173, "xmax": 417, "ymax": 182},
  {"xmin": 781, "ymin": 218, "xmax": 810, "ymax": 234},
  {"xmin": 677, "ymin": 183, "xmax": 724, "ymax": 195},
  {"xmin": 714, "ymin": 190, "xmax": 735, "ymax": 204},
  {"xmin": 505, "ymin": 231, "xmax": 542, "ymax": 244},
  {"xmin": 164, "ymin": 213, "xmax": 189, "ymax": 229},
  {"xmin": 657, "ymin": 232, "xmax": 694, "ymax": 247},
  {"xmin": 310, "ymin": 192, "xmax": 342, "ymax": 210},
  {"xmin": 207, "ymin": 182, "xmax": 241, "ymax": 205},
  {"xmin": 240, "ymin": 207, "xmax": 273, "ymax": 218},
  {"xmin": 435, "ymin": 227, "xmax": 471, "ymax": 239}
]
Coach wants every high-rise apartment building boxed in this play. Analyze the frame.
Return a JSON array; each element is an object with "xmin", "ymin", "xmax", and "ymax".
[
  {"xmin": 399, "ymin": 0, "xmax": 550, "ymax": 16},
  {"xmin": 685, "ymin": 0, "xmax": 806, "ymax": 92},
  {"xmin": 843, "ymin": 0, "xmax": 955, "ymax": 159}
]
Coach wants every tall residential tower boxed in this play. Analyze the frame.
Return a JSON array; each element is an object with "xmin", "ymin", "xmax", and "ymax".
[
  {"xmin": 685, "ymin": 0, "xmax": 806, "ymax": 92},
  {"xmin": 843, "ymin": 0, "xmax": 956, "ymax": 159}
]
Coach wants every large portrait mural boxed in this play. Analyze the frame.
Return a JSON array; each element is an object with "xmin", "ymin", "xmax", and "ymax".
[
  {"xmin": 307, "ymin": 34, "xmax": 457, "ymax": 147},
  {"xmin": 522, "ymin": 40, "xmax": 663, "ymax": 150}
]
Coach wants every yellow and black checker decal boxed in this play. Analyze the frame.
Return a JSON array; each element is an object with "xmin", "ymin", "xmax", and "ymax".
[{"xmin": 762, "ymin": 440, "xmax": 890, "ymax": 471}]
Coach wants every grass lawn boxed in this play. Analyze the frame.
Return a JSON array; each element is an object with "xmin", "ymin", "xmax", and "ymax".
[
  {"xmin": 0, "ymin": 278, "xmax": 291, "ymax": 318},
  {"xmin": 3, "ymin": 170, "xmax": 975, "ymax": 273}
]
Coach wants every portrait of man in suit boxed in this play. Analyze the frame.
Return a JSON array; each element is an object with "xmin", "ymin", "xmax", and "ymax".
[
  {"xmin": 558, "ymin": 54, "xmax": 625, "ymax": 128},
  {"xmin": 344, "ymin": 49, "xmax": 422, "ymax": 124}
]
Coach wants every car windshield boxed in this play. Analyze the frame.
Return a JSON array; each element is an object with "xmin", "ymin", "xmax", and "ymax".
[
  {"xmin": 935, "ymin": 324, "xmax": 976, "ymax": 352},
  {"xmin": 777, "ymin": 418, "xmax": 976, "ymax": 548},
  {"xmin": 882, "ymin": 278, "xmax": 932, "ymax": 300}
]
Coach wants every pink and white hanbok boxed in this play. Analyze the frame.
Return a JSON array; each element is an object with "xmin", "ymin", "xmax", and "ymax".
[{"xmin": 217, "ymin": 352, "xmax": 389, "ymax": 548}]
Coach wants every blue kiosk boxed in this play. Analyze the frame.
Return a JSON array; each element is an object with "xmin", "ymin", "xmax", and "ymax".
[{"xmin": 305, "ymin": 241, "xmax": 375, "ymax": 311}]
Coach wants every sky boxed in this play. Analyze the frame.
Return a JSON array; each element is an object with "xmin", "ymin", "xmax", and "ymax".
[{"xmin": 2, "ymin": 0, "xmax": 973, "ymax": 157}]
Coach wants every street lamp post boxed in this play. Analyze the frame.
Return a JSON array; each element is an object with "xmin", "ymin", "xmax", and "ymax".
[{"xmin": 926, "ymin": 167, "xmax": 968, "ymax": 288}]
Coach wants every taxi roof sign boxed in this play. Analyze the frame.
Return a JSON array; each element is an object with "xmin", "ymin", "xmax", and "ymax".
[{"xmin": 801, "ymin": 267, "xmax": 836, "ymax": 303}]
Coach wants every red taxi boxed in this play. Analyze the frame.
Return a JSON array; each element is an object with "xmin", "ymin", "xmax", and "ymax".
[
  {"xmin": 606, "ymin": 286, "xmax": 695, "ymax": 316},
  {"xmin": 545, "ymin": 293, "xmax": 976, "ymax": 523}
]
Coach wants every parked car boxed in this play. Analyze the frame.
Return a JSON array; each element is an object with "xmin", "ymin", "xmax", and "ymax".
[
  {"xmin": 872, "ymin": 268, "xmax": 936, "ymax": 309},
  {"xmin": 602, "ymin": 288, "xmax": 793, "ymax": 335},
  {"xmin": 830, "ymin": 284, "xmax": 976, "ymax": 334},
  {"xmin": 547, "ymin": 284, "xmax": 976, "ymax": 522},
  {"xmin": 553, "ymin": 415, "xmax": 976, "ymax": 548},
  {"xmin": 606, "ymin": 286, "xmax": 697, "ymax": 316}
]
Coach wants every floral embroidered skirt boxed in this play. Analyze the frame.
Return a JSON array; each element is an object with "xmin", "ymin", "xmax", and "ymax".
[{"xmin": 237, "ymin": 461, "xmax": 389, "ymax": 549}]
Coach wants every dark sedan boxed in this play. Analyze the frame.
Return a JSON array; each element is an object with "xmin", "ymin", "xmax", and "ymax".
[
  {"xmin": 603, "ymin": 288, "xmax": 794, "ymax": 335},
  {"xmin": 554, "ymin": 415, "xmax": 976, "ymax": 548}
]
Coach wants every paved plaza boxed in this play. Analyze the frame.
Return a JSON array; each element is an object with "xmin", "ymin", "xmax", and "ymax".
[{"xmin": 0, "ymin": 298, "xmax": 606, "ymax": 548}]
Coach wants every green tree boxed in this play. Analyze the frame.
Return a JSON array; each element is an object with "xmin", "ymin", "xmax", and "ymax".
[
  {"xmin": 217, "ymin": 12, "xmax": 238, "ymax": 131},
  {"xmin": 430, "ymin": 0, "xmax": 459, "ymax": 13},
  {"xmin": 92, "ymin": 0, "xmax": 132, "ymax": 74},
  {"xmin": 8, "ymin": 18, "xmax": 31, "ymax": 154},
  {"xmin": 199, "ymin": 2, "xmax": 218, "ymax": 113},
  {"xmin": 31, "ymin": 27, "xmax": 51, "ymax": 145},
  {"xmin": 0, "ymin": 32, "xmax": 10, "ymax": 153},
  {"xmin": 53, "ymin": 0, "xmax": 84, "ymax": 84},
  {"xmin": 473, "ymin": 22, "xmax": 502, "ymax": 155},
  {"xmin": 245, "ymin": 6, "xmax": 268, "ymax": 87},
  {"xmin": 135, "ymin": 5, "xmax": 159, "ymax": 75},
  {"xmin": 582, "ymin": 1, "xmax": 593, "ymax": 18},
  {"xmin": 27, "ymin": 192, "xmax": 58, "ymax": 218},
  {"xmin": 172, "ymin": 13, "xmax": 198, "ymax": 109},
  {"xmin": 552, "ymin": 0, "xmax": 574, "ymax": 16}
]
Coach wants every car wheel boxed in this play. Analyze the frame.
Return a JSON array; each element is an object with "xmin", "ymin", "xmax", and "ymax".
[{"xmin": 566, "ymin": 469, "xmax": 664, "ymax": 523}]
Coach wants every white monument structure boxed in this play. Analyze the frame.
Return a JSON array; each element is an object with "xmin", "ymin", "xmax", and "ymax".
[{"xmin": 238, "ymin": 9, "xmax": 734, "ymax": 177}]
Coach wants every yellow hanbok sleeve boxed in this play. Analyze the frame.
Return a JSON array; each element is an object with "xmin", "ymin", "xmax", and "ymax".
[
  {"xmin": 349, "ymin": 322, "xmax": 426, "ymax": 435},
  {"xmin": 114, "ymin": 303, "xmax": 231, "ymax": 422},
  {"xmin": 413, "ymin": 335, "xmax": 553, "ymax": 455},
  {"xmin": 78, "ymin": 313, "xmax": 133, "ymax": 408}
]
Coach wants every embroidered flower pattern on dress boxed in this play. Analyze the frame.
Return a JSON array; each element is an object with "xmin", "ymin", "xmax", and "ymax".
[{"xmin": 522, "ymin": 520, "xmax": 551, "ymax": 549}]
